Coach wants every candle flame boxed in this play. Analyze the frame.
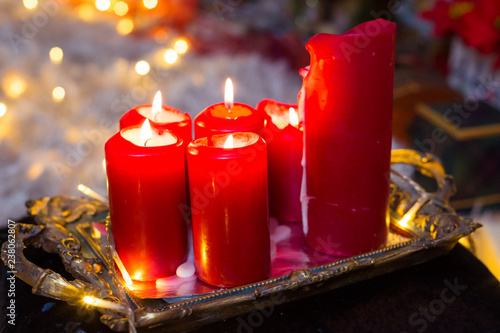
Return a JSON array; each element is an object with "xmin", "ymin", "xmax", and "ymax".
[
  {"xmin": 289, "ymin": 107, "xmax": 299, "ymax": 127},
  {"xmin": 152, "ymin": 91, "xmax": 162, "ymax": 121},
  {"xmin": 140, "ymin": 119, "xmax": 153, "ymax": 146},
  {"xmin": 224, "ymin": 78, "xmax": 233, "ymax": 110},
  {"xmin": 224, "ymin": 134, "xmax": 234, "ymax": 149}
]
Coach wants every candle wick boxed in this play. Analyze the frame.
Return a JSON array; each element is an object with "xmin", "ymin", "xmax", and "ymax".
[
  {"xmin": 144, "ymin": 138, "xmax": 152, "ymax": 147},
  {"xmin": 153, "ymin": 113, "xmax": 159, "ymax": 122}
]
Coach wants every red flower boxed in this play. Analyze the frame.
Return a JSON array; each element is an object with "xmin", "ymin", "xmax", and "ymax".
[
  {"xmin": 475, "ymin": 0, "xmax": 500, "ymax": 22},
  {"xmin": 459, "ymin": 11, "xmax": 500, "ymax": 54},
  {"xmin": 421, "ymin": 0, "xmax": 477, "ymax": 36},
  {"xmin": 422, "ymin": 0, "xmax": 456, "ymax": 36},
  {"xmin": 422, "ymin": 0, "xmax": 500, "ymax": 61},
  {"xmin": 457, "ymin": 0, "xmax": 500, "ymax": 54}
]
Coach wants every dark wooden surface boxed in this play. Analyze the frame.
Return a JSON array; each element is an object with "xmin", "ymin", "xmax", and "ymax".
[{"xmin": 2, "ymin": 222, "xmax": 500, "ymax": 333}]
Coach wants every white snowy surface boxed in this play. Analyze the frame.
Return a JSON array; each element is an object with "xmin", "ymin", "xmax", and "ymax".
[{"xmin": 0, "ymin": 1, "xmax": 302, "ymax": 226}]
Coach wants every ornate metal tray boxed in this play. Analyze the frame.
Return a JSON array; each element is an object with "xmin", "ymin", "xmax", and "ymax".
[{"xmin": 1, "ymin": 150, "xmax": 481, "ymax": 332}]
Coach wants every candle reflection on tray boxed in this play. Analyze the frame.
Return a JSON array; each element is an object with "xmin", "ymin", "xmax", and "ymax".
[{"xmin": 90, "ymin": 219, "xmax": 409, "ymax": 300}]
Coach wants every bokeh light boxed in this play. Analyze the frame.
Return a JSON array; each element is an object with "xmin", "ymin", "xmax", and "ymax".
[
  {"xmin": 95, "ymin": 0, "xmax": 110, "ymax": 11},
  {"xmin": 23, "ymin": 0, "xmax": 37, "ymax": 10},
  {"xmin": 52, "ymin": 86, "xmax": 66, "ymax": 102},
  {"xmin": 114, "ymin": 1, "xmax": 128, "ymax": 16},
  {"xmin": 0, "ymin": 103, "xmax": 6, "ymax": 118},
  {"xmin": 49, "ymin": 47, "xmax": 64, "ymax": 64},
  {"xmin": 135, "ymin": 61, "xmax": 150, "ymax": 75},
  {"xmin": 78, "ymin": 4, "xmax": 95, "ymax": 21},
  {"xmin": 143, "ymin": 0, "xmax": 158, "ymax": 9},
  {"xmin": 164, "ymin": 49, "xmax": 178, "ymax": 64},
  {"xmin": 174, "ymin": 39, "xmax": 188, "ymax": 54},
  {"xmin": 2, "ymin": 73, "xmax": 27, "ymax": 99},
  {"xmin": 117, "ymin": 18, "xmax": 134, "ymax": 35}
]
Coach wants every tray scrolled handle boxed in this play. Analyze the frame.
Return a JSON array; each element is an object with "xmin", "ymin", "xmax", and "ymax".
[
  {"xmin": 1, "ymin": 196, "xmax": 113, "ymax": 304},
  {"xmin": 391, "ymin": 149, "xmax": 454, "ymax": 199},
  {"xmin": 390, "ymin": 149, "xmax": 458, "ymax": 237}
]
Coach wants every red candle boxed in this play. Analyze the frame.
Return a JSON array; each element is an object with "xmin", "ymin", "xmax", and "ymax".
[
  {"xmin": 105, "ymin": 120, "xmax": 188, "ymax": 281},
  {"xmin": 187, "ymin": 132, "xmax": 270, "ymax": 287},
  {"xmin": 301, "ymin": 19, "xmax": 396, "ymax": 256},
  {"xmin": 194, "ymin": 78, "xmax": 264, "ymax": 139},
  {"xmin": 119, "ymin": 91, "xmax": 192, "ymax": 147},
  {"xmin": 257, "ymin": 99, "xmax": 303, "ymax": 222}
]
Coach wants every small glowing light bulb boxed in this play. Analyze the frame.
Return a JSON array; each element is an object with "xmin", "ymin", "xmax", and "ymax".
[
  {"xmin": 114, "ymin": 1, "xmax": 128, "ymax": 16},
  {"xmin": 52, "ymin": 86, "xmax": 65, "ymax": 102},
  {"xmin": 95, "ymin": 0, "xmax": 111, "ymax": 11},
  {"xmin": 174, "ymin": 39, "xmax": 188, "ymax": 54},
  {"xmin": 164, "ymin": 49, "xmax": 178, "ymax": 64},
  {"xmin": 0, "ymin": 103, "xmax": 6, "ymax": 117},
  {"xmin": 143, "ymin": 0, "xmax": 158, "ymax": 9},
  {"xmin": 23, "ymin": 0, "xmax": 38, "ymax": 10},
  {"xmin": 49, "ymin": 47, "xmax": 63, "ymax": 64},
  {"xmin": 117, "ymin": 18, "xmax": 134, "ymax": 35},
  {"xmin": 3, "ymin": 74, "xmax": 27, "ymax": 99},
  {"xmin": 135, "ymin": 61, "xmax": 150, "ymax": 75}
]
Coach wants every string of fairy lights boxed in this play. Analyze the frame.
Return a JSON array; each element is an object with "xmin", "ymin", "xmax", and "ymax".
[
  {"xmin": 0, "ymin": 0, "xmax": 190, "ymax": 122},
  {"xmin": 24, "ymin": 0, "xmax": 172, "ymax": 35}
]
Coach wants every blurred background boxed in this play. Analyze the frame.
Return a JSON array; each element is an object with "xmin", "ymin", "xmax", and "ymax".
[{"xmin": 0, "ymin": 0, "xmax": 499, "ymax": 277}]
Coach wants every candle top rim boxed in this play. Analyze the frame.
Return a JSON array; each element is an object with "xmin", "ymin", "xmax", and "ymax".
[
  {"xmin": 308, "ymin": 19, "xmax": 396, "ymax": 41},
  {"xmin": 120, "ymin": 125, "xmax": 179, "ymax": 147},
  {"xmin": 188, "ymin": 132, "xmax": 260, "ymax": 150},
  {"xmin": 196, "ymin": 102, "xmax": 260, "ymax": 121},
  {"xmin": 257, "ymin": 99, "xmax": 302, "ymax": 130},
  {"xmin": 195, "ymin": 103, "xmax": 264, "ymax": 135},
  {"xmin": 209, "ymin": 104, "xmax": 252, "ymax": 119},
  {"xmin": 306, "ymin": 19, "xmax": 396, "ymax": 56},
  {"xmin": 257, "ymin": 98, "xmax": 296, "ymax": 111},
  {"xmin": 135, "ymin": 104, "xmax": 190, "ymax": 124},
  {"xmin": 105, "ymin": 129, "xmax": 183, "ymax": 159}
]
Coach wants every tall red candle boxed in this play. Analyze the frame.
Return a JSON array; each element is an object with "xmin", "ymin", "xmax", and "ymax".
[
  {"xmin": 257, "ymin": 99, "xmax": 303, "ymax": 222},
  {"xmin": 301, "ymin": 19, "xmax": 396, "ymax": 256},
  {"xmin": 194, "ymin": 78, "xmax": 264, "ymax": 139},
  {"xmin": 105, "ymin": 122, "xmax": 188, "ymax": 281},
  {"xmin": 187, "ymin": 132, "xmax": 270, "ymax": 287},
  {"xmin": 119, "ymin": 92, "xmax": 192, "ymax": 147}
]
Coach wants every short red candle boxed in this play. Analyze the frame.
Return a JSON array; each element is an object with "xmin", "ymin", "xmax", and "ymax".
[
  {"xmin": 257, "ymin": 99, "xmax": 303, "ymax": 222},
  {"xmin": 187, "ymin": 132, "xmax": 270, "ymax": 287},
  {"xmin": 194, "ymin": 103, "xmax": 264, "ymax": 139},
  {"xmin": 120, "ymin": 104, "xmax": 192, "ymax": 147},
  {"xmin": 301, "ymin": 19, "xmax": 396, "ymax": 256},
  {"xmin": 195, "ymin": 79, "xmax": 264, "ymax": 139},
  {"xmin": 105, "ymin": 124, "xmax": 188, "ymax": 281}
]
